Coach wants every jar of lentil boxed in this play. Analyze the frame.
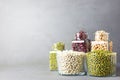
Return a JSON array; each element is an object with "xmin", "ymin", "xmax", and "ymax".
[
  {"xmin": 95, "ymin": 30, "xmax": 109, "ymax": 41},
  {"xmin": 57, "ymin": 50, "xmax": 86, "ymax": 75},
  {"xmin": 86, "ymin": 50, "xmax": 116, "ymax": 77}
]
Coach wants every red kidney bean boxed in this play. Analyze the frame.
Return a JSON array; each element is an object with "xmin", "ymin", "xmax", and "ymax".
[
  {"xmin": 72, "ymin": 39, "xmax": 91, "ymax": 53},
  {"xmin": 75, "ymin": 31, "xmax": 88, "ymax": 40}
]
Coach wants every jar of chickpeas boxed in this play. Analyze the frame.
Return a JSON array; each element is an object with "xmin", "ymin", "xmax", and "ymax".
[{"xmin": 91, "ymin": 41, "xmax": 108, "ymax": 51}]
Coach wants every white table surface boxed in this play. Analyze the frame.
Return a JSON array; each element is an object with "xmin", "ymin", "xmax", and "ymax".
[{"xmin": 0, "ymin": 65, "xmax": 120, "ymax": 80}]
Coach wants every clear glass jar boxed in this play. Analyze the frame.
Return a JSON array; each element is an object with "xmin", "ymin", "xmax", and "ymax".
[
  {"xmin": 49, "ymin": 51, "xmax": 58, "ymax": 71},
  {"xmin": 57, "ymin": 50, "xmax": 86, "ymax": 76},
  {"xmin": 91, "ymin": 41, "xmax": 108, "ymax": 51},
  {"xmin": 95, "ymin": 30, "xmax": 109, "ymax": 41},
  {"xmin": 72, "ymin": 39, "xmax": 91, "ymax": 52},
  {"xmin": 52, "ymin": 42, "xmax": 65, "ymax": 51},
  {"xmin": 75, "ymin": 31, "xmax": 88, "ymax": 40},
  {"xmin": 86, "ymin": 51, "xmax": 116, "ymax": 77}
]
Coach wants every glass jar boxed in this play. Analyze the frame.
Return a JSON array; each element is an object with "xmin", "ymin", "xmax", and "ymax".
[
  {"xmin": 91, "ymin": 41, "xmax": 108, "ymax": 51},
  {"xmin": 72, "ymin": 39, "xmax": 91, "ymax": 52},
  {"xmin": 57, "ymin": 50, "xmax": 86, "ymax": 76},
  {"xmin": 75, "ymin": 31, "xmax": 88, "ymax": 40},
  {"xmin": 86, "ymin": 50, "xmax": 116, "ymax": 77},
  {"xmin": 49, "ymin": 51, "xmax": 58, "ymax": 71},
  {"xmin": 52, "ymin": 42, "xmax": 65, "ymax": 51},
  {"xmin": 95, "ymin": 30, "xmax": 109, "ymax": 41},
  {"xmin": 49, "ymin": 42, "xmax": 65, "ymax": 71}
]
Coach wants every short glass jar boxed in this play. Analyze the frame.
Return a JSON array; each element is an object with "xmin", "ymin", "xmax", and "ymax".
[
  {"xmin": 57, "ymin": 50, "xmax": 86, "ymax": 76},
  {"xmin": 86, "ymin": 50, "xmax": 116, "ymax": 77}
]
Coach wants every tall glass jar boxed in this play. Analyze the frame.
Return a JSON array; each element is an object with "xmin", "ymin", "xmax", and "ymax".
[
  {"xmin": 57, "ymin": 50, "xmax": 86, "ymax": 76},
  {"xmin": 49, "ymin": 42, "xmax": 65, "ymax": 71},
  {"xmin": 86, "ymin": 50, "xmax": 116, "ymax": 77},
  {"xmin": 49, "ymin": 51, "xmax": 58, "ymax": 71}
]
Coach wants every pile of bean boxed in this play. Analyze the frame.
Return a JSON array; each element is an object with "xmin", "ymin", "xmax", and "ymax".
[
  {"xmin": 57, "ymin": 51, "xmax": 85, "ymax": 75},
  {"xmin": 52, "ymin": 42, "xmax": 65, "ymax": 51},
  {"xmin": 86, "ymin": 50, "xmax": 116, "ymax": 76},
  {"xmin": 91, "ymin": 41, "xmax": 108, "ymax": 51},
  {"xmin": 95, "ymin": 30, "xmax": 109, "ymax": 41},
  {"xmin": 49, "ymin": 51, "xmax": 57, "ymax": 71}
]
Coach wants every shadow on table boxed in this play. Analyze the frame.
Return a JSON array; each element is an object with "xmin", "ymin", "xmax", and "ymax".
[{"xmin": 116, "ymin": 66, "xmax": 120, "ymax": 76}]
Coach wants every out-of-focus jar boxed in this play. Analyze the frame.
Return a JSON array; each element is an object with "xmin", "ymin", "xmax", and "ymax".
[
  {"xmin": 49, "ymin": 51, "xmax": 58, "ymax": 71},
  {"xmin": 95, "ymin": 30, "xmax": 109, "ymax": 41},
  {"xmin": 72, "ymin": 39, "xmax": 91, "ymax": 52},
  {"xmin": 49, "ymin": 42, "xmax": 65, "ymax": 71},
  {"xmin": 86, "ymin": 50, "xmax": 116, "ymax": 77},
  {"xmin": 91, "ymin": 41, "xmax": 108, "ymax": 51},
  {"xmin": 52, "ymin": 42, "xmax": 65, "ymax": 51},
  {"xmin": 75, "ymin": 31, "xmax": 88, "ymax": 40},
  {"xmin": 57, "ymin": 50, "xmax": 86, "ymax": 76}
]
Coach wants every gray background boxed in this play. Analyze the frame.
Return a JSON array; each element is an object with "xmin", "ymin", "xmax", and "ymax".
[{"xmin": 0, "ymin": 0, "xmax": 120, "ymax": 79}]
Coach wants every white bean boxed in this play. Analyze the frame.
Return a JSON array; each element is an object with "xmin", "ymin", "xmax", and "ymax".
[{"xmin": 57, "ymin": 50, "xmax": 85, "ymax": 75}]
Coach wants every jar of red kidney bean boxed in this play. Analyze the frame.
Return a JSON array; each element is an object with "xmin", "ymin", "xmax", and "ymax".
[
  {"xmin": 72, "ymin": 39, "xmax": 91, "ymax": 53},
  {"xmin": 74, "ymin": 31, "xmax": 88, "ymax": 40}
]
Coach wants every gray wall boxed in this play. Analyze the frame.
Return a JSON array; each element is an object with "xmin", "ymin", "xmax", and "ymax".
[{"xmin": 0, "ymin": 0, "xmax": 120, "ymax": 66}]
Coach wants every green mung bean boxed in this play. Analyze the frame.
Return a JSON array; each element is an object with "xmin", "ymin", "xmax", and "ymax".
[{"xmin": 86, "ymin": 50, "xmax": 116, "ymax": 76}]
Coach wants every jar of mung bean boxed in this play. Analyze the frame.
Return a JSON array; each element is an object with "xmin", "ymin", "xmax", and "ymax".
[
  {"xmin": 57, "ymin": 50, "xmax": 86, "ymax": 76},
  {"xmin": 86, "ymin": 50, "xmax": 116, "ymax": 77}
]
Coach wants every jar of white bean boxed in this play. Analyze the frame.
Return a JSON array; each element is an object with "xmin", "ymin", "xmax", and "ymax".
[{"xmin": 57, "ymin": 50, "xmax": 86, "ymax": 75}]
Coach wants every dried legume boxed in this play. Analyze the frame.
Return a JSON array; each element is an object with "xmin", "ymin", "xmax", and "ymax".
[
  {"xmin": 49, "ymin": 51, "xmax": 57, "ymax": 71},
  {"xmin": 72, "ymin": 39, "xmax": 91, "ymax": 52},
  {"xmin": 86, "ymin": 50, "xmax": 116, "ymax": 76},
  {"xmin": 91, "ymin": 41, "xmax": 108, "ymax": 51},
  {"xmin": 57, "ymin": 50, "xmax": 85, "ymax": 75},
  {"xmin": 95, "ymin": 30, "xmax": 109, "ymax": 41},
  {"xmin": 52, "ymin": 42, "xmax": 65, "ymax": 51}
]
